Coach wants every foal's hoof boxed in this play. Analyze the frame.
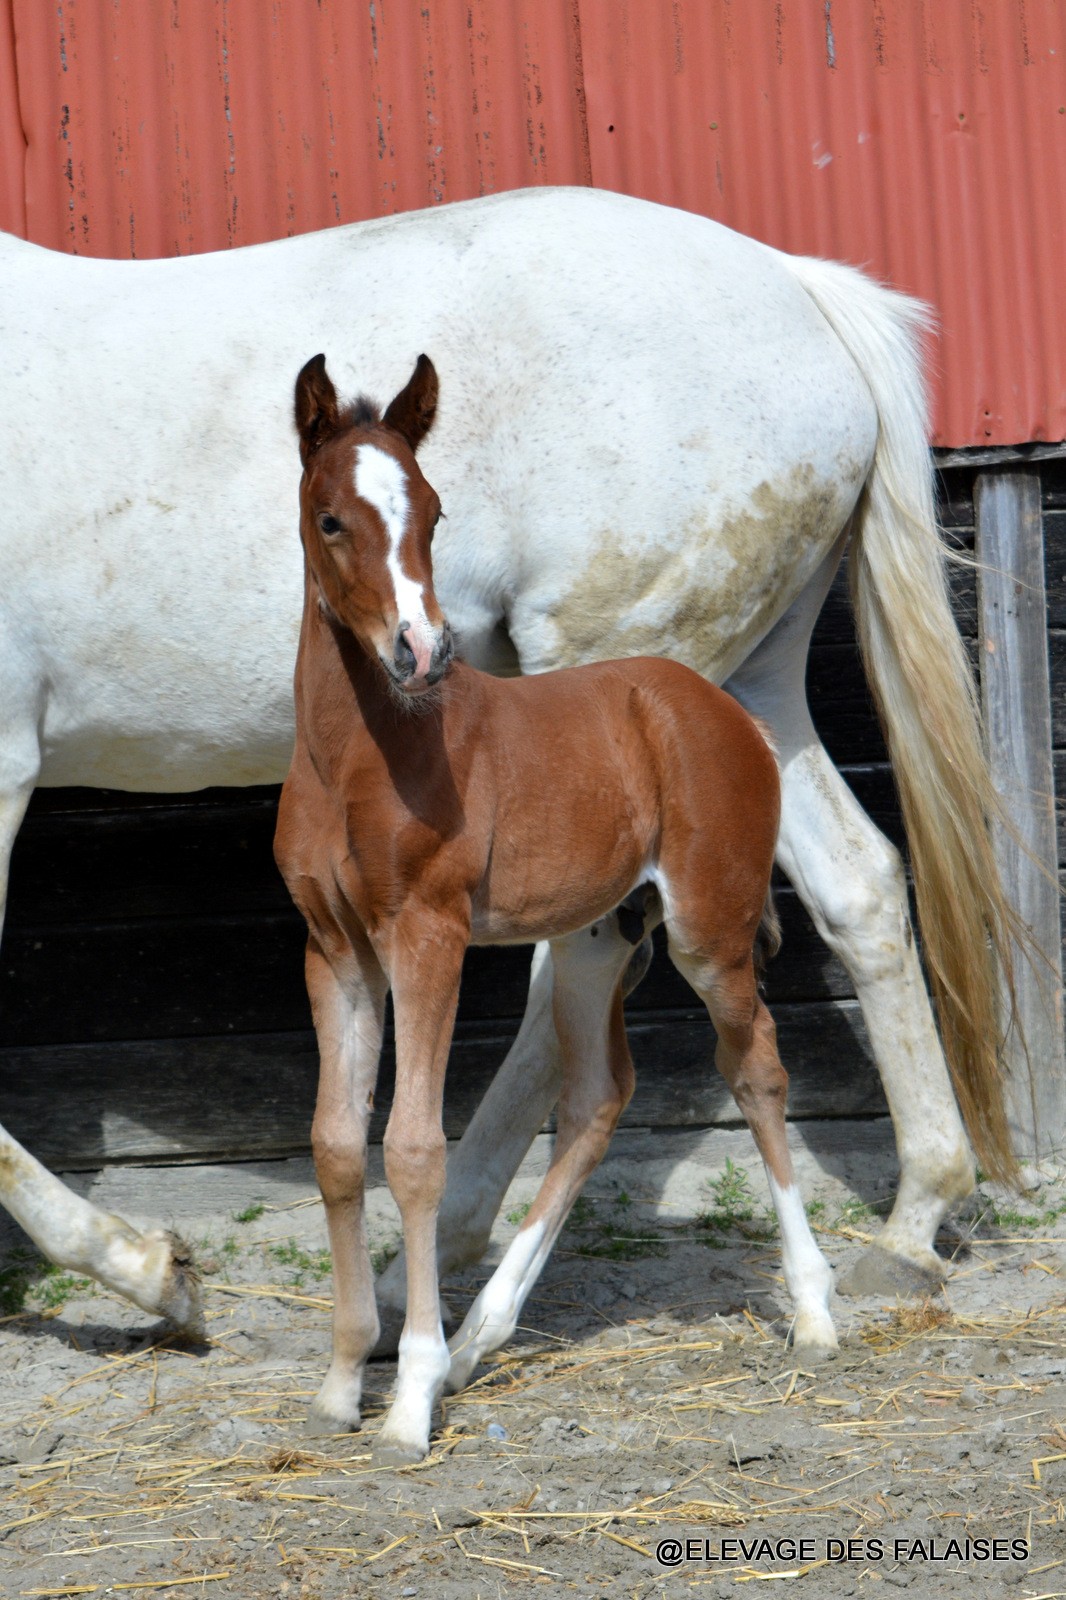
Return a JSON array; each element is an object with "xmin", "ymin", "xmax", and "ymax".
[
  {"xmin": 788, "ymin": 1309, "xmax": 839, "ymax": 1364},
  {"xmin": 788, "ymin": 1333, "xmax": 839, "ymax": 1365},
  {"xmin": 837, "ymin": 1243, "xmax": 945, "ymax": 1300},
  {"xmin": 306, "ymin": 1372, "xmax": 364, "ymax": 1435},
  {"xmin": 371, "ymin": 1433, "xmax": 427, "ymax": 1468},
  {"xmin": 305, "ymin": 1407, "xmax": 360, "ymax": 1437}
]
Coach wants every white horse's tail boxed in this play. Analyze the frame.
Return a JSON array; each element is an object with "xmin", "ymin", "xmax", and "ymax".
[{"xmin": 782, "ymin": 252, "xmax": 1022, "ymax": 1184}]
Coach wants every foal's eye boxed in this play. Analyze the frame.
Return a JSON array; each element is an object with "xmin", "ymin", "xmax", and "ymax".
[{"xmin": 318, "ymin": 513, "xmax": 343, "ymax": 537}]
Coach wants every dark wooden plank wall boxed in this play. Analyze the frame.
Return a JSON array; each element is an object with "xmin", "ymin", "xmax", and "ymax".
[{"xmin": 3, "ymin": 464, "xmax": 1057, "ymax": 1167}]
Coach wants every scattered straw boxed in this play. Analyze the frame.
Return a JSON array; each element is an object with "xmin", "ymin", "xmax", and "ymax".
[
  {"xmin": 264, "ymin": 1447, "xmax": 320, "ymax": 1474},
  {"xmin": 110, "ymin": 1576, "xmax": 231, "ymax": 1592},
  {"xmin": 4, "ymin": 1225, "xmax": 1064, "ymax": 1592},
  {"xmin": 887, "ymin": 1298, "xmax": 953, "ymax": 1336}
]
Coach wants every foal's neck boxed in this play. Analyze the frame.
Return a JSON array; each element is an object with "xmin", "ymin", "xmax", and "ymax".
[{"xmin": 298, "ymin": 592, "xmax": 458, "ymax": 799}]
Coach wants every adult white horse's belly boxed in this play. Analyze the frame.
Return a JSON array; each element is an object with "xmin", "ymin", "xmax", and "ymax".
[{"xmin": 0, "ymin": 188, "xmax": 875, "ymax": 792}]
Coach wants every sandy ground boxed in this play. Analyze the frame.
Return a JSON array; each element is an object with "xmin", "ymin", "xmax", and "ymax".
[{"xmin": 1, "ymin": 1118, "xmax": 1064, "ymax": 1600}]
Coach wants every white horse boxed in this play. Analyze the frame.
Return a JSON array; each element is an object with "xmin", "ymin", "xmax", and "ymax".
[{"xmin": 0, "ymin": 187, "xmax": 1014, "ymax": 1351}]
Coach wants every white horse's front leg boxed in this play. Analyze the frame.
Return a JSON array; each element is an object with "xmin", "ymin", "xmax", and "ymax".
[
  {"xmin": 0, "ymin": 1126, "xmax": 204, "ymax": 1331},
  {"xmin": 0, "ymin": 748, "xmax": 202, "ymax": 1333}
]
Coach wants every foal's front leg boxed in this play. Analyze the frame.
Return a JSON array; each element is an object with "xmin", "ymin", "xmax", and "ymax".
[
  {"xmin": 305, "ymin": 936, "xmax": 388, "ymax": 1434},
  {"xmin": 373, "ymin": 915, "xmax": 467, "ymax": 1466}
]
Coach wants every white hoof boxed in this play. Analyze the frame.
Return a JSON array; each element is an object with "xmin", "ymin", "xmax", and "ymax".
[
  {"xmin": 371, "ymin": 1429, "xmax": 427, "ymax": 1467},
  {"xmin": 789, "ymin": 1310, "xmax": 839, "ymax": 1361},
  {"xmin": 110, "ymin": 1226, "xmax": 205, "ymax": 1337},
  {"xmin": 307, "ymin": 1369, "xmax": 364, "ymax": 1434}
]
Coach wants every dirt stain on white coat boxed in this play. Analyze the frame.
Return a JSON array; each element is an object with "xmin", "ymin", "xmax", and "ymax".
[{"xmin": 548, "ymin": 463, "xmax": 857, "ymax": 680}]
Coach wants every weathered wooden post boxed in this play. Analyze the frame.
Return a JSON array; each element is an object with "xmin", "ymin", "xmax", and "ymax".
[{"xmin": 974, "ymin": 466, "xmax": 1066, "ymax": 1162}]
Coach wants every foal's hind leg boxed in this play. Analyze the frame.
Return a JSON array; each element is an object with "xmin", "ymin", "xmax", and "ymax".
[
  {"xmin": 445, "ymin": 921, "xmax": 636, "ymax": 1393},
  {"xmin": 673, "ymin": 946, "xmax": 836, "ymax": 1356}
]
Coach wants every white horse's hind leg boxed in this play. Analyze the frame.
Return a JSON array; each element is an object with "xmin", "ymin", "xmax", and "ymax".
[
  {"xmin": 773, "ymin": 738, "xmax": 972, "ymax": 1292},
  {"xmin": 727, "ymin": 551, "xmax": 973, "ymax": 1298}
]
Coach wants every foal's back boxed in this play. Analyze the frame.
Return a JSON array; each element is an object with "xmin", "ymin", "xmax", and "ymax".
[{"xmin": 460, "ymin": 654, "xmax": 780, "ymax": 950}]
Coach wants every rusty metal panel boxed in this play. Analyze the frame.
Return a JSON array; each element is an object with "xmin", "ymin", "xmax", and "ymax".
[
  {"xmin": 8, "ymin": 0, "xmax": 588, "ymax": 259},
  {"xmin": 0, "ymin": 0, "xmax": 25, "ymax": 235},
  {"xmin": 578, "ymin": 0, "xmax": 1066, "ymax": 445},
  {"xmin": 2, "ymin": 1, "xmax": 1063, "ymax": 445}
]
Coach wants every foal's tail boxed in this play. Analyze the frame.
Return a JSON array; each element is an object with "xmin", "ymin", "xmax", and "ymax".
[
  {"xmin": 754, "ymin": 889, "xmax": 782, "ymax": 980},
  {"xmin": 782, "ymin": 253, "xmax": 1023, "ymax": 1185}
]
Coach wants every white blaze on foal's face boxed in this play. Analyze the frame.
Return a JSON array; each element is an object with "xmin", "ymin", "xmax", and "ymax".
[{"xmin": 354, "ymin": 442, "xmax": 433, "ymax": 676}]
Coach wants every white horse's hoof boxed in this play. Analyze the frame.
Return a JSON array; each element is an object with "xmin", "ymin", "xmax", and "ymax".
[
  {"xmin": 369, "ymin": 1303, "xmax": 407, "ymax": 1361},
  {"xmin": 837, "ymin": 1242, "xmax": 945, "ymax": 1300},
  {"xmin": 305, "ymin": 1405, "xmax": 360, "ymax": 1436},
  {"xmin": 371, "ymin": 1431, "xmax": 427, "ymax": 1467},
  {"xmin": 155, "ymin": 1232, "xmax": 205, "ymax": 1337},
  {"xmin": 117, "ymin": 1227, "xmax": 204, "ymax": 1337}
]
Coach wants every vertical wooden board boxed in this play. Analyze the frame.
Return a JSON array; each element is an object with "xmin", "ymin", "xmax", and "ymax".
[{"xmin": 975, "ymin": 468, "xmax": 1066, "ymax": 1158}]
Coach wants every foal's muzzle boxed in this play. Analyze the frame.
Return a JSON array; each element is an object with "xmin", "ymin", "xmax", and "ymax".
[{"xmin": 393, "ymin": 619, "xmax": 454, "ymax": 689}]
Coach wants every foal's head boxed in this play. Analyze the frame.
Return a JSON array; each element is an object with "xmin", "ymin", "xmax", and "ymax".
[{"xmin": 294, "ymin": 353, "xmax": 453, "ymax": 695}]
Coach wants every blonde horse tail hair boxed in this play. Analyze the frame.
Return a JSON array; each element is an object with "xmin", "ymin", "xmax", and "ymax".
[{"xmin": 782, "ymin": 252, "xmax": 1022, "ymax": 1185}]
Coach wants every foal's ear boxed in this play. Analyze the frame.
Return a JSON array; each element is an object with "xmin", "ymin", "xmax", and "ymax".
[
  {"xmin": 382, "ymin": 354, "xmax": 438, "ymax": 453},
  {"xmin": 294, "ymin": 354, "xmax": 342, "ymax": 465}
]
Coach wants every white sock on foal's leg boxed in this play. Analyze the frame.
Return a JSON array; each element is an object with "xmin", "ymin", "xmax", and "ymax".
[
  {"xmin": 766, "ymin": 1173, "xmax": 836, "ymax": 1355},
  {"xmin": 445, "ymin": 1219, "xmax": 550, "ymax": 1392},
  {"xmin": 375, "ymin": 1328, "xmax": 452, "ymax": 1464}
]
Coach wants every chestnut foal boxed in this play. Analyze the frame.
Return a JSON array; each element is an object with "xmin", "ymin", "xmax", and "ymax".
[{"xmin": 275, "ymin": 354, "xmax": 837, "ymax": 1465}]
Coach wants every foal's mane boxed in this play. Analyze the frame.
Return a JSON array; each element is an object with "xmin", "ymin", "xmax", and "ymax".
[{"xmin": 339, "ymin": 396, "xmax": 382, "ymax": 432}]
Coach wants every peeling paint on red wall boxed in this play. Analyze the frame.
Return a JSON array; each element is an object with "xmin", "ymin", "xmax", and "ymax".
[{"xmin": 0, "ymin": 0, "xmax": 1062, "ymax": 446}]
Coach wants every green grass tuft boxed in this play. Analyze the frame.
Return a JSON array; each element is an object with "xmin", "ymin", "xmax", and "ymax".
[
  {"xmin": 561, "ymin": 1193, "xmax": 665, "ymax": 1261},
  {"xmin": 269, "ymin": 1239, "xmax": 333, "ymax": 1285},
  {"xmin": 0, "ymin": 1249, "xmax": 92, "ymax": 1315}
]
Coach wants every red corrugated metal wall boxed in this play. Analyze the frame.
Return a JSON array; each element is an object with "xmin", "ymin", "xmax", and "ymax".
[{"xmin": 0, "ymin": 0, "xmax": 1062, "ymax": 447}]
